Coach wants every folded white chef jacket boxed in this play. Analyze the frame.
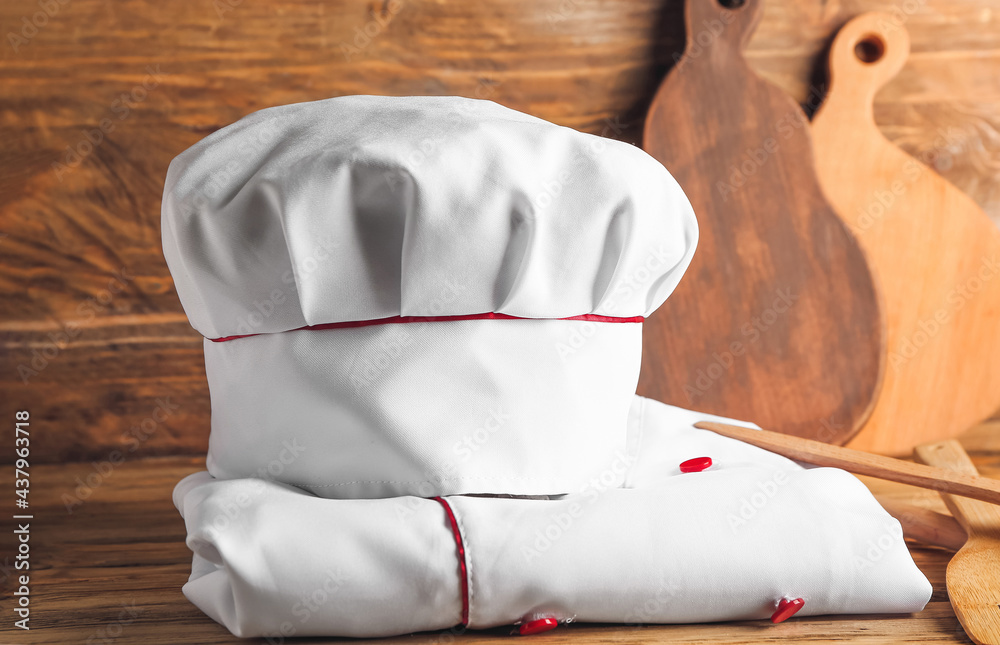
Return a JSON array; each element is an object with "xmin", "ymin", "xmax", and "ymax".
[{"xmin": 173, "ymin": 397, "xmax": 932, "ymax": 638}]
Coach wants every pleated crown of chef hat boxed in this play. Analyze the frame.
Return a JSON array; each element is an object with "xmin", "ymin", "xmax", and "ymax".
[{"xmin": 161, "ymin": 95, "xmax": 698, "ymax": 499}]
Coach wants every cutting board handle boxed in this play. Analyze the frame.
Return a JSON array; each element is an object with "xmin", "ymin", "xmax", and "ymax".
[
  {"xmin": 682, "ymin": 0, "xmax": 763, "ymax": 57},
  {"xmin": 824, "ymin": 13, "xmax": 910, "ymax": 118}
]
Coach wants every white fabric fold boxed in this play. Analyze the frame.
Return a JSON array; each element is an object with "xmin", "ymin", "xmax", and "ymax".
[
  {"xmin": 175, "ymin": 472, "xmax": 463, "ymax": 638},
  {"xmin": 174, "ymin": 397, "xmax": 932, "ymax": 638}
]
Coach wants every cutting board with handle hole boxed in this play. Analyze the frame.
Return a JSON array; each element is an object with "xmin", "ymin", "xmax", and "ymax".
[
  {"xmin": 639, "ymin": 0, "xmax": 884, "ymax": 444},
  {"xmin": 914, "ymin": 440, "xmax": 1000, "ymax": 645},
  {"xmin": 812, "ymin": 13, "xmax": 1000, "ymax": 455}
]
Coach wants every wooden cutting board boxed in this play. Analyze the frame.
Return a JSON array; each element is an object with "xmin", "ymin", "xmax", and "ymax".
[
  {"xmin": 915, "ymin": 440, "xmax": 1000, "ymax": 645},
  {"xmin": 812, "ymin": 13, "xmax": 1000, "ymax": 455},
  {"xmin": 639, "ymin": 0, "xmax": 884, "ymax": 443}
]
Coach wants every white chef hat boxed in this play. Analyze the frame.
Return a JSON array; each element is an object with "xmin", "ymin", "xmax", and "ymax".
[
  {"xmin": 161, "ymin": 96, "xmax": 698, "ymax": 498},
  {"xmin": 173, "ymin": 397, "xmax": 932, "ymax": 638}
]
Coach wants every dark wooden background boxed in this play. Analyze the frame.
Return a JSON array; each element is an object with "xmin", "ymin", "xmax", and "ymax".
[{"xmin": 2, "ymin": 0, "xmax": 998, "ymax": 465}]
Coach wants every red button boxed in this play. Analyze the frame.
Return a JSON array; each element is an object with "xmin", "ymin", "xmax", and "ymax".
[
  {"xmin": 771, "ymin": 597, "xmax": 805, "ymax": 623},
  {"xmin": 519, "ymin": 617, "xmax": 558, "ymax": 635},
  {"xmin": 679, "ymin": 456, "xmax": 712, "ymax": 473}
]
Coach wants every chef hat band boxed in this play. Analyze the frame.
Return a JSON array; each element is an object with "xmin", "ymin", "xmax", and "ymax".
[
  {"xmin": 162, "ymin": 95, "xmax": 698, "ymax": 498},
  {"xmin": 207, "ymin": 311, "xmax": 645, "ymax": 343},
  {"xmin": 201, "ymin": 314, "xmax": 644, "ymax": 498}
]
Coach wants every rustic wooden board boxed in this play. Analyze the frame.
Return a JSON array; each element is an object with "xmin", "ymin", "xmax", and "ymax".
[
  {"xmin": 640, "ymin": 0, "xmax": 883, "ymax": 443},
  {"xmin": 4, "ymin": 419, "xmax": 998, "ymax": 644},
  {"xmin": 812, "ymin": 13, "xmax": 1000, "ymax": 455},
  {"xmin": 1, "ymin": 0, "xmax": 998, "ymax": 464}
]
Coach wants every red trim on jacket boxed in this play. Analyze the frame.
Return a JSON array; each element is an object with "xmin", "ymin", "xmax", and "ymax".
[{"xmin": 432, "ymin": 496, "xmax": 470, "ymax": 627}]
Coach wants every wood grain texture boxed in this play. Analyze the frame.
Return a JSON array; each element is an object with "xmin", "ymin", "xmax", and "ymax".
[
  {"xmin": 746, "ymin": 0, "xmax": 1000, "ymax": 228},
  {"xmin": 915, "ymin": 440, "xmax": 1000, "ymax": 645},
  {"xmin": 640, "ymin": 0, "xmax": 883, "ymax": 444},
  {"xmin": 812, "ymin": 13, "xmax": 1000, "ymax": 455},
  {"xmin": 3, "ymin": 420, "xmax": 999, "ymax": 643},
  {"xmin": 0, "ymin": 0, "xmax": 998, "ymax": 464}
]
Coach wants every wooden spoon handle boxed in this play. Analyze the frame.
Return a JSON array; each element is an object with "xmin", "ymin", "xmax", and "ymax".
[
  {"xmin": 876, "ymin": 496, "xmax": 966, "ymax": 551},
  {"xmin": 914, "ymin": 441, "xmax": 1000, "ymax": 538},
  {"xmin": 693, "ymin": 421, "xmax": 1000, "ymax": 505}
]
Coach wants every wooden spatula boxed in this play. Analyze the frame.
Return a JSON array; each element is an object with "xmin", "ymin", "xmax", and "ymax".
[
  {"xmin": 640, "ymin": 0, "xmax": 884, "ymax": 445},
  {"xmin": 812, "ymin": 13, "xmax": 1000, "ymax": 455},
  {"xmin": 915, "ymin": 440, "xmax": 1000, "ymax": 645}
]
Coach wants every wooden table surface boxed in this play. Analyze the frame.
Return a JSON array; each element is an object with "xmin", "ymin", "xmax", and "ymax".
[{"xmin": 1, "ymin": 420, "xmax": 995, "ymax": 644}]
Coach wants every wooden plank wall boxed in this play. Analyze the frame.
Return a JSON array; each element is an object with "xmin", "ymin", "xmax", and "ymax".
[{"xmin": 1, "ymin": 0, "xmax": 998, "ymax": 464}]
